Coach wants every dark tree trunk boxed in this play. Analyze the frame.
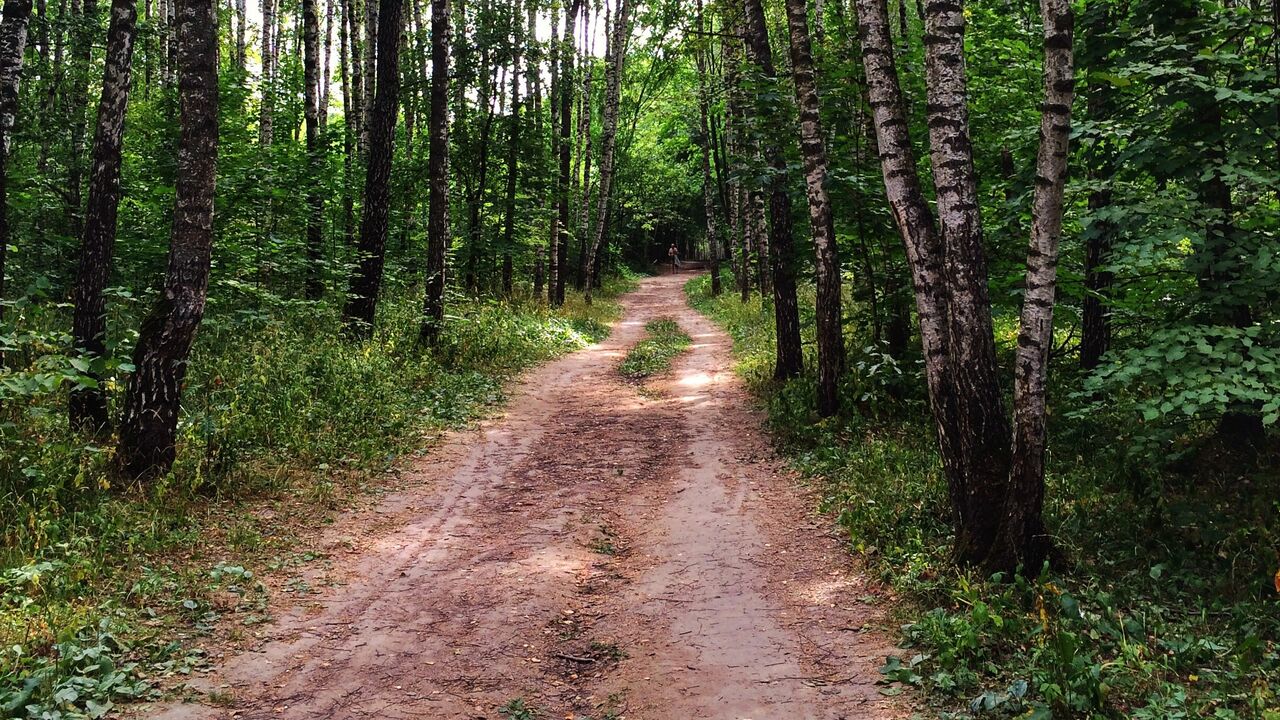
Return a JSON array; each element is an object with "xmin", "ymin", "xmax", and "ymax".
[
  {"xmin": 68, "ymin": 0, "xmax": 137, "ymax": 432},
  {"xmin": 784, "ymin": 0, "xmax": 843, "ymax": 416},
  {"xmin": 0, "ymin": 0, "xmax": 31, "ymax": 333},
  {"xmin": 1079, "ymin": 2, "xmax": 1113, "ymax": 371},
  {"xmin": 742, "ymin": 0, "xmax": 802, "ymax": 380},
  {"xmin": 116, "ymin": 0, "xmax": 217, "ymax": 480},
  {"xmin": 419, "ymin": 0, "xmax": 449, "ymax": 344},
  {"xmin": 342, "ymin": 0, "xmax": 403, "ymax": 335},
  {"xmin": 304, "ymin": 0, "xmax": 324, "ymax": 299}
]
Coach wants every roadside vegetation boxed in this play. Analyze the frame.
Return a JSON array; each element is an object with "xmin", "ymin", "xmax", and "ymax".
[
  {"xmin": 0, "ymin": 278, "xmax": 631, "ymax": 718},
  {"xmin": 687, "ymin": 275, "xmax": 1280, "ymax": 720}
]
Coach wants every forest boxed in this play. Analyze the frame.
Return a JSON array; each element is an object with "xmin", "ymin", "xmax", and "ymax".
[{"xmin": 0, "ymin": 0, "xmax": 1278, "ymax": 716}]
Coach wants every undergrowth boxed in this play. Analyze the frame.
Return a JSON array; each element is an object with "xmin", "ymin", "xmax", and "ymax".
[
  {"xmin": 618, "ymin": 317, "xmax": 691, "ymax": 380},
  {"xmin": 685, "ymin": 274, "xmax": 1280, "ymax": 720},
  {"xmin": 0, "ymin": 274, "xmax": 634, "ymax": 718}
]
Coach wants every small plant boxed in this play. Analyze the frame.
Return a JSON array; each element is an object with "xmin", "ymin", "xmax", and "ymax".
[
  {"xmin": 588, "ymin": 641, "xmax": 627, "ymax": 662},
  {"xmin": 498, "ymin": 697, "xmax": 541, "ymax": 719}
]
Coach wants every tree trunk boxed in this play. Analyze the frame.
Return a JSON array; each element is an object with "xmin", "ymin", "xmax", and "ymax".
[
  {"xmin": 116, "ymin": 0, "xmax": 217, "ymax": 480},
  {"xmin": 321, "ymin": 0, "xmax": 333, "ymax": 124},
  {"xmin": 994, "ymin": 0, "xmax": 1074, "ymax": 571},
  {"xmin": 582, "ymin": 0, "xmax": 629, "ymax": 304},
  {"xmin": 742, "ymin": 0, "xmax": 802, "ymax": 380},
  {"xmin": 258, "ymin": 0, "xmax": 275, "ymax": 145},
  {"xmin": 65, "ymin": 0, "xmax": 97, "ymax": 241},
  {"xmin": 784, "ymin": 0, "xmax": 842, "ymax": 415},
  {"xmin": 1079, "ymin": 3, "xmax": 1113, "ymax": 371},
  {"xmin": 342, "ymin": 0, "xmax": 403, "ymax": 335},
  {"xmin": 339, "ymin": 0, "xmax": 357, "ymax": 246},
  {"xmin": 68, "ymin": 0, "xmax": 136, "ymax": 432},
  {"xmin": 544, "ymin": 4, "xmax": 561, "ymax": 304},
  {"xmin": 419, "ymin": 0, "xmax": 449, "ymax": 344},
  {"xmin": 235, "ymin": 0, "xmax": 246, "ymax": 72},
  {"xmin": 920, "ymin": 0, "xmax": 1012, "ymax": 565},
  {"xmin": 0, "ymin": 0, "xmax": 31, "ymax": 332},
  {"xmin": 573, "ymin": 9, "xmax": 593, "ymax": 291},
  {"xmin": 345, "ymin": 0, "xmax": 364, "ymax": 151},
  {"xmin": 696, "ymin": 0, "xmax": 720, "ymax": 298},
  {"xmin": 501, "ymin": 9, "xmax": 521, "ymax": 298},
  {"xmin": 552, "ymin": 0, "xmax": 582, "ymax": 307},
  {"xmin": 303, "ymin": 0, "xmax": 324, "ymax": 299},
  {"xmin": 361, "ymin": 0, "xmax": 377, "ymax": 158},
  {"xmin": 464, "ymin": 63, "xmax": 497, "ymax": 294}
]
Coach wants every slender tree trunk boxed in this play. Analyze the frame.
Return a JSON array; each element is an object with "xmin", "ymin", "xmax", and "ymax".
[
  {"xmin": 1079, "ymin": 4, "xmax": 1114, "ymax": 371},
  {"xmin": 345, "ymin": 0, "xmax": 363, "ymax": 149},
  {"xmin": 552, "ymin": 0, "xmax": 581, "ymax": 306},
  {"xmin": 342, "ymin": 0, "xmax": 403, "ymax": 334},
  {"xmin": 258, "ymin": 0, "xmax": 275, "ymax": 145},
  {"xmin": 695, "ymin": 0, "xmax": 720, "ymax": 297},
  {"xmin": 321, "ymin": 0, "xmax": 333, "ymax": 124},
  {"xmin": 582, "ymin": 0, "xmax": 629, "ymax": 304},
  {"xmin": 68, "ymin": 0, "xmax": 136, "ymax": 432},
  {"xmin": 464, "ymin": 63, "xmax": 497, "ymax": 294},
  {"xmin": 784, "ymin": 0, "xmax": 842, "ymax": 415},
  {"xmin": 573, "ymin": 8, "xmax": 593, "ymax": 290},
  {"xmin": 501, "ymin": 9, "xmax": 522, "ymax": 297},
  {"xmin": 994, "ymin": 0, "xmax": 1074, "ymax": 571},
  {"xmin": 303, "ymin": 0, "xmax": 324, "ymax": 298},
  {"xmin": 0, "ymin": 0, "xmax": 31, "ymax": 332},
  {"xmin": 419, "ymin": 0, "xmax": 449, "ymax": 343},
  {"xmin": 235, "ymin": 0, "xmax": 246, "ymax": 72},
  {"xmin": 117, "ymin": 0, "xmax": 217, "ymax": 479},
  {"xmin": 544, "ymin": 2, "xmax": 562, "ymax": 304},
  {"xmin": 65, "ymin": 0, "xmax": 97, "ymax": 241},
  {"xmin": 361, "ymin": 0, "xmax": 377, "ymax": 158},
  {"xmin": 339, "ymin": 0, "xmax": 356, "ymax": 246},
  {"xmin": 742, "ymin": 0, "xmax": 802, "ymax": 380}
]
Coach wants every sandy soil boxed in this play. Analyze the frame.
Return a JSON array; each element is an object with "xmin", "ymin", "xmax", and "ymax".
[{"xmin": 147, "ymin": 274, "xmax": 902, "ymax": 720}]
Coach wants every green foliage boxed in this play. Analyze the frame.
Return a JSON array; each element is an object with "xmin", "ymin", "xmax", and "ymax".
[
  {"xmin": 0, "ymin": 281, "xmax": 627, "ymax": 714},
  {"xmin": 687, "ymin": 275, "xmax": 1280, "ymax": 719},
  {"xmin": 618, "ymin": 318, "xmax": 691, "ymax": 380}
]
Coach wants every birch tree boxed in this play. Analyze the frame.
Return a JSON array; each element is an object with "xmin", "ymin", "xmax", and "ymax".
[{"xmin": 117, "ymin": 0, "xmax": 218, "ymax": 479}]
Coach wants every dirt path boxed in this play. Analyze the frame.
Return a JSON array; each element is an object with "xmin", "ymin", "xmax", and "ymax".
[{"xmin": 151, "ymin": 274, "xmax": 901, "ymax": 720}]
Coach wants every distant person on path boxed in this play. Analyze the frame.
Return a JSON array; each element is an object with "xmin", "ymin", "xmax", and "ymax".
[{"xmin": 668, "ymin": 244, "xmax": 679, "ymax": 274}]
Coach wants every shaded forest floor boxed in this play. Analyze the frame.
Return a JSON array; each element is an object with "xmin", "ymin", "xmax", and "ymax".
[{"xmin": 127, "ymin": 274, "xmax": 903, "ymax": 719}]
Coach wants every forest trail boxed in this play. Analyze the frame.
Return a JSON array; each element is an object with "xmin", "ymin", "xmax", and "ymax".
[{"xmin": 151, "ymin": 274, "xmax": 900, "ymax": 720}]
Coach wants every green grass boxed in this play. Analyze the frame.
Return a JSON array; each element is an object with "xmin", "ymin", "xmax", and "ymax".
[
  {"xmin": 0, "ymin": 274, "xmax": 635, "ymax": 717},
  {"xmin": 684, "ymin": 274, "xmax": 1280, "ymax": 720},
  {"xmin": 618, "ymin": 318, "xmax": 691, "ymax": 380}
]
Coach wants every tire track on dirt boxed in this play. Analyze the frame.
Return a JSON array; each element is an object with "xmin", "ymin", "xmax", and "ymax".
[{"xmin": 147, "ymin": 275, "xmax": 901, "ymax": 719}]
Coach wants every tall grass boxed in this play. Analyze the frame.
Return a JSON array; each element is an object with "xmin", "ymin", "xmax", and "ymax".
[
  {"xmin": 0, "ymin": 275, "xmax": 634, "ymax": 716},
  {"xmin": 685, "ymin": 274, "xmax": 1280, "ymax": 719}
]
